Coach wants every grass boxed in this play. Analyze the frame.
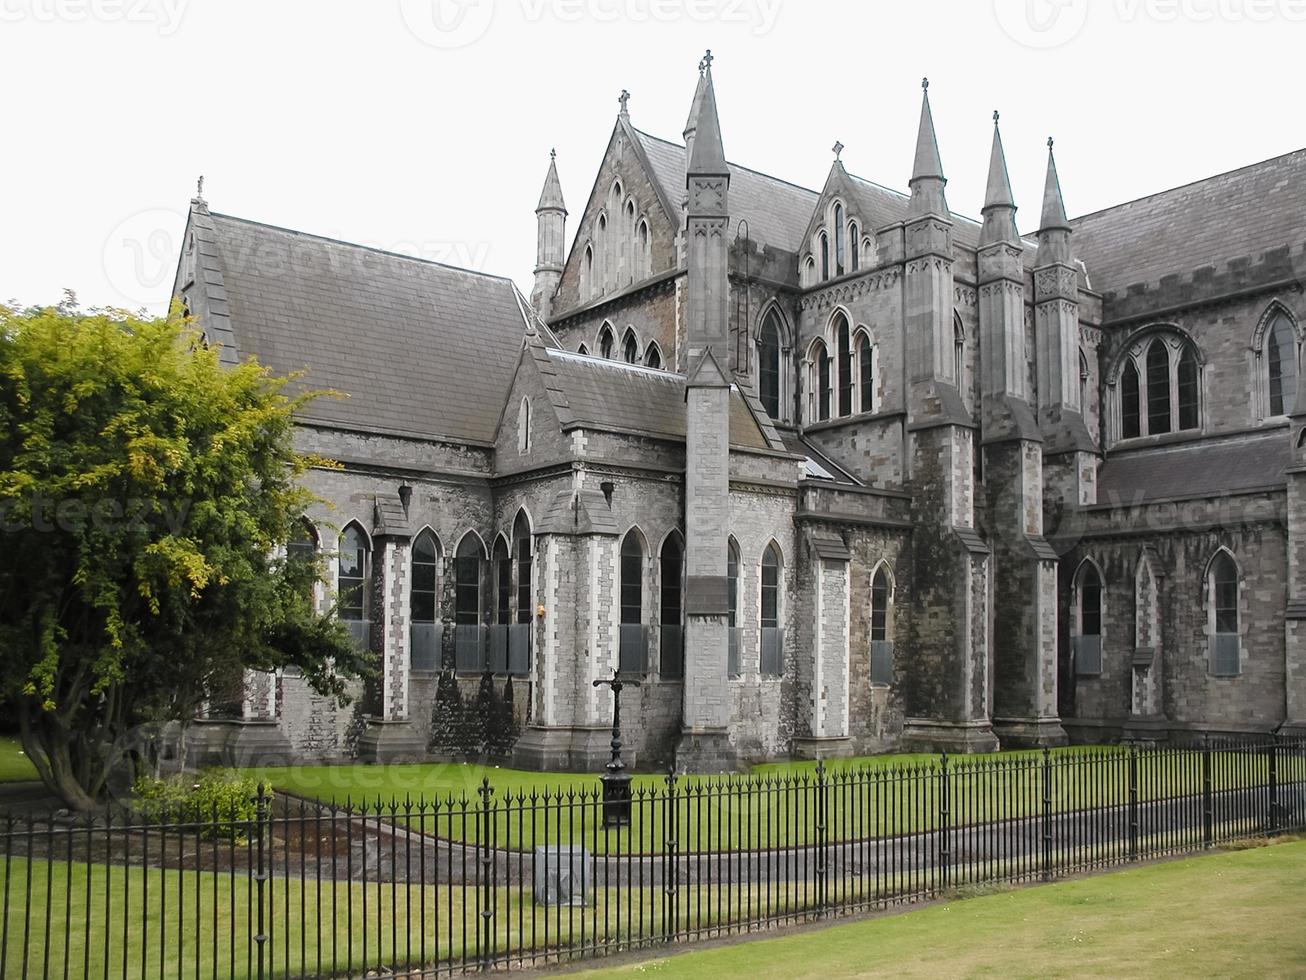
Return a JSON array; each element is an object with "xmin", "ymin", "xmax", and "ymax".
[
  {"xmin": 5, "ymin": 837, "xmax": 1303, "ymax": 979},
  {"xmin": 242, "ymin": 744, "xmax": 1293, "ymax": 854},
  {"xmin": 0, "ymin": 738, "xmax": 38, "ymax": 784},
  {"xmin": 572, "ymin": 839, "xmax": 1306, "ymax": 979}
]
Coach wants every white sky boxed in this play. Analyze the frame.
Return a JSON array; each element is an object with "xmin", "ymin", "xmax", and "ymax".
[{"xmin": 1, "ymin": 0, "xmax": 1302, "ymax": 314}]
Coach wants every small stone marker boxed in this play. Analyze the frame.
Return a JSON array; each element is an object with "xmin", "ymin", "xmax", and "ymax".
[{"xmin": 532, "ymin": 845, "xmax": 593, "ymax": 907}]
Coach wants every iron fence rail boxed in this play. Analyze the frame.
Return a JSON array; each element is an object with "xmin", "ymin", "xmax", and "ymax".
[{"xmin": 2, "ymin": 735, "xmax": 1303, "ymax": 979}]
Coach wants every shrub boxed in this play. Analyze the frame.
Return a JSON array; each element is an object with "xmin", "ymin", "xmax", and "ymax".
[
  {"xmin": 133, "ymin": 768, "xmax": 268, "ymax": 840},
  {"xmin": 429, "ymin": 669, "xmax": 465, "ymax": 755}
]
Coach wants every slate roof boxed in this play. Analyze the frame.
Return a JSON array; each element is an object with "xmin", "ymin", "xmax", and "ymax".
[
  {"xmin": 534, "ymin": 348, "xmax": 773, "ymax": 451},
  {"xmin": 1095, "ymin": 430, "xmax": 1289, "ymax": 506},
  {"xmin": 636, "ymin": 130, "xmax": 820, "ymax": 253},
  {"xmin": 200, "ymin": 212, "xmax": 530, "ymax": 444},
  {"xmin": 1071, "ymin": 148, "xmax": 1306, "ymax": 295}
]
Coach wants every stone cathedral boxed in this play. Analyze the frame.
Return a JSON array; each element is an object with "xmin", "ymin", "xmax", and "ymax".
[{"xmin": 173, "ymin": 55, "xmax": 1306, "ymax": 770}]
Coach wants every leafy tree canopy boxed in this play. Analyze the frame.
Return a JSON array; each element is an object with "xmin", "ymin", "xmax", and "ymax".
[{"xmin": 0, "ymin": 298, "xmax": 371, "ymax": 809}]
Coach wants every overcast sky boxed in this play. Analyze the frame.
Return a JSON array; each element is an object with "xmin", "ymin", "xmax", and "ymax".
[{"xmin": 1, "ymin": 0, "xmax": 1301, "ymax": 314}]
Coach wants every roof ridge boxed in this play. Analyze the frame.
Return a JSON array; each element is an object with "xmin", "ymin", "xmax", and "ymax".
[
  {"xmin": 1071, "ymin": 146, "xmax": 1306, "ymax": 225},
  {"xmin": 633, "ymin": 128, "xmax": 820, "ymax": 198},
  {"xmin": 207, "ymin": 211, "xmax": 519, "ymax": 284}
]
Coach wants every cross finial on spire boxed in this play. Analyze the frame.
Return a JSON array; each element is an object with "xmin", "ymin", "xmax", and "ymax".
[
  {"xmin": 700, "ymin": 49, "xmax": 713, "ymax": 73},
  {"xmin": 196, "ymin": 175, "xmax": 205, "ymax": 199},
  {"xmin": 993, "ymin": 110, "xmax": 1000, "ymax": 126},
  {"xmin": 550, "ymin": 147, "xmax": 556, "ymax": 160},
  {"xmin": 618, "ymin": 89, "xmax": 630, "ymax": 116},
  {"xmin": 922, "ymin": 77, "xmax": 929, "ymax": 91},
  {"xmin": 1048, "ymin": 136, "xmax": 1055, "ymax": 150},
  {"xmin": 832, "ymin": 141, "xmax": 844, "ymax": 162}
]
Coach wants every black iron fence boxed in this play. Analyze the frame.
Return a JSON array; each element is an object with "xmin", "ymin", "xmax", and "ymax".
[{"xmin": 2, "ymin": 735, "xmax": 1304, "ymax": 979}]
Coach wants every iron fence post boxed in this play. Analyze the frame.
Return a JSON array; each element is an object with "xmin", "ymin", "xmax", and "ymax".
[
  {"xmin": 1268, "ymin": 733, "xmax": 1280, "ymax": 835},
  {"xmin": 1040, "ymin": 748, "xmax": 1052, "ymax": 882},
  {"xmin": 663, "ymin": 767, "xmax": 678, "ymax": 944},
  {"xmin": 815, "ymin": 759, "xmax": 828, "ymax": 917},
  {"xmin": 1202, "ymin": 735, "xmax": 1214, "ymax": 847},
  {"xmin": 253, "ymin": 784, "xmax": 269, "ymax": 980},
  {"xmin": 479, "ymin": 778, "xmax": 494, "ymax": 971},
  {"xmin": 1128, "ymin": 744, "xmax": 1139, "ymax": 861},
  {"xmin": 939, "ymin": 753, "xmax": 951, "ymax": 891}
]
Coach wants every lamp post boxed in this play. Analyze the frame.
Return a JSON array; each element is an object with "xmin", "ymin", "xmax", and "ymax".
[{"xmin": 592, "ymin": 669, "xmax": 638, "ymax": 828}]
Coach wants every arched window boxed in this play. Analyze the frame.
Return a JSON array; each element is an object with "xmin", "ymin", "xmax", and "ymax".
[
  {"xmin": 619, "ymin": 531, "xmax": 646, "ymax": 674},
  {"xmin": 598, "ymin": 323, "xmax": 615, "ymax": 360},
  {"xmin": 1079, "ymin": 351, "xmax": 1090, "ymax": 412},
  {"xmin": 803, "ymin": 257, "xmax": 816, "ymax": 288},
  {"xmin": 1073, "ymin": 562, "xmax": 1104, "ymax": 676},
  {"xmin": 727, "ymin": 540, "xmax": 741, "ymax": 677},
  {"xmin": 513, "ymin": 512, "xmax": 532, "ymax": 624},
  {"xmin": 849, "ymin": 222, "xmax": 860, "ymax": 272},
  {"xmin": 808, "ymin": 339, "xmax": 831, "ymax": 422},
  {"xmin": 454, "ymin": 533, "xmax": 484, "ymax": 670},
  {"xmin": 638, "ymin": 220, "xmax": 650, "ymax": 278},
  {"xmin": 622, "ymin": 329, "xmax": 639, "ymax": 364},
  {"xmin": 338, "ymin": 524, "xmax": 370, "ymax": 650},
  {"xmin": 1116, "ymin": 333, "xmax": 1202, "ymax": 440},
  {"xmin": 517, "ymin": 397, "xmax": 531, "ymax": 454},
  {"xmin": 870, "ymin": 565, "xmax": 893, "ymax": 685},
  {"xmin": 1146, "ymin": 340, "xmax": 1171, "ymax": 435},
  {"xmin": 411, "ymin": 529, "xmax": 441, "ymax": 670},
  {"xmin": 493, "ymin": 537, "xmax": 511, "ymax": 626},
  {"xmin": 855, "ymin": 330, "xmax": 874, "ymax": 414},
  {"xmin": 1121, "ymin": 360, "xmax": 1141, "ymax": 439},
  {"xmin": 644, "ymin": 343, "xmax": 662, "ymax": 370},
  {"xmin": 583, "ymin": 245, "xmax": 593, "ymax": 300},
  {"xmin": 757, "ymin": 309, "xmax": 783, "ymax": 420},
  {"xmin": 1267, "ymin": 312, "xmax": 1298, "ymax": 417},
  {"xmin": 835, "ymin": 313, "xmax": 853, "ymax": 417},
  {"xmin": 1208, "ymin": 552, "xmax": 1240, "ymax": 676},
  {"xmin": 596, "ymin": 215, "xmax": 608, "ymax": 291},
  {"xmin": 760, "ymin": 544, "xmax": 782, "ymax": 676},
  {"xmin": 659, "ymin": 534, "xmax": 683, "ymax": 677},
  {"xmin": 833, "ymin": 203, "xmax": 846, "ymax": 277},
  {"xmin": 288, "ymin": 518, "xmax": 317, "ymax": 566},
  {"xmin": 819, "ymin": 232, "xmax": 830, "ymax": 281}
]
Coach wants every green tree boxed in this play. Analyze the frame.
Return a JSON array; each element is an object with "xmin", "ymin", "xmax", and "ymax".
[{"xmin": 0, "ymin": 300, "xmax": 371, "ymax": 810}]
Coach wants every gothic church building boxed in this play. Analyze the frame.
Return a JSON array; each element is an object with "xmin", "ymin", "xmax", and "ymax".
[{"xmin": 173, "ymin": 56, "xmax": 1306, "ymax": 769}]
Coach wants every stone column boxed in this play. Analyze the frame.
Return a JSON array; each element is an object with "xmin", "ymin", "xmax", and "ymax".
[{"xmin": 794, "ymin": 532, "xmax": 853, "ymax": 759}]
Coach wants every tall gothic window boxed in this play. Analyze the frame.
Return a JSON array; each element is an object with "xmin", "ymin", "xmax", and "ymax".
[
  {"xmin": 493, "ymin": 537, "xmax": 511, "ymax": 625},
  {"xmin": 809, "ymin": 339, "xmax": 831, "ymax": 422},
  {"xmin": 1208, "ymin": 551, "xmax": 1240, "ymax": 676},
  {"xmin": 514, "ymin": 512, "xmax": 532, "ymax": 623},
  {"xmin": 598, "ymin": 323, "xmax": 615, "ymax": 360},
  {"xmin": 760, "ymin": 544, "xmax": 782, "ymax": 676},
  {"xmin": 620, "ymin": 531, "xmax": 646, "ymax": 674},
  {"xmin": 1268, "ymin": 313, "xmax": 1298, "ymax": 417},
  {"xmin": 856, "ymin": 330, "xmax": 874, "ymax": 414},
  {"xmin": 870, "ymin": 565, "xmax": 893, "ymax": 685},
  {"xmin": 758, "ymin": 310, "xmax": 782, "ymax": 420},
  {"xmin": 455, "ymin": 535, "xmax": 482, "ymax": 625},
  {"xmin": 410, "ymin": 530, "xmax": 440, "ymax": 671},
  {"xmin": 953, "ymin": 316, "xmax": 966, "ymax": 398},
  {"xmin": 622, "ymin": 329, "xmax": 639, "ymax": 364},
  {"xmin": 849, "ymin": 222, "xmax": 860, "ymax": 272},
  {"xmin": 834, "ymin": 314, "xmax": 853, "ymax": 417},
  {"xmin": 833, "ymin": 203, "xmax": 846, "ymax": 277},
  {"xmin": 819, "ymin": 232, "xmax": 830, "ymax": 281},
  {"xmin": 1074, "ymin": 562, "xmax": 1104, "ymax": 676},
  {"xmin": 338, "ymin": 524, "xmax": 370, "ymax": 650},
  {"xmin": 1122, "ymin": 360, "xmax": 1142, "ymax": 439},
  {"xmin": 727, "ymin": 540, "xmax": 741, "ymax": 677},
  {"xmin": 1146, "ymin": 340, "xmax": 1171, "ymax": 435}
]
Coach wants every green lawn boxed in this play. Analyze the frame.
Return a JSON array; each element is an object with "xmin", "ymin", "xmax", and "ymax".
[
  {"xmin": 0, "ymin": 737, "xmax": 38, "ymax": 783},
  {"xmin": 243, "ymin": 744, "xmax": 1289, "ymax": 854},
  {"xmin": 573, "ymin": 839, "xmax": 1306, "ymax": 980}
]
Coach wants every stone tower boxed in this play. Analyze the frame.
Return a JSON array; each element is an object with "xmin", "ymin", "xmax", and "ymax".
[
  {"xmin": 977, "ymin": 114, "xmax": 1067, "ymax": 748},
  {"xmin": 531, "ymin": 149, "xmax": 567, "ymax": 321},
  {"xmin": 676, "ymin": 54, "xmax": 737, "ymax": 772},
  {"xmin": 899, "ymin": 82, "xmax": 999, "ymax": 754}
]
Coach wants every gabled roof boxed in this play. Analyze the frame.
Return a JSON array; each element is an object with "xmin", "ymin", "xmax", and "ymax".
[
  {"xmin": 1095, "ymin": 429, "xmax": 1289, "ymax": 506},
  {"xmin": 188, "ymin": 211, "xmax": 530, "ymax": 444},
  {"xmin": 635, "ymin": 129, "xmax": 819, "ymax": 253},
  {"xmin": 532, "ymin": 348, "xmax": 775, "ymax": 451},
  {"xmin": 1071, "ymin": 147, "xmax": 1306, "ymax": 296}
]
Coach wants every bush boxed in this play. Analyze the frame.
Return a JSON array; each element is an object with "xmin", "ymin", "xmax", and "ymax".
[
  {"xmin": 132, "ymin": 768, "xmax": 268, "ymax": 839},
  {"xmin": 429, "ymin": 669, "xmax": 465, "ymax": 755}
]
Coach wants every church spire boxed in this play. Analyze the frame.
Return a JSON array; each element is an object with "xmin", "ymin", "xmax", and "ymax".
[
  {"xmin": 980, "ymin": 111, "xmax": 1018, "ymax": 246},
  {"xmin": 1036, "ymin": 138, "xmax": 1073, "ymax": 265},
  {"xmin": 683, "ymin": 60, "xmax": 709, "ymax": 150},
  {"xmin": 908, "ymin": 78, "xmax": 948, "ymax": 218},
  {"xmin": 687, "ymin": 50, "xmax": 727, "ymax": 176},
  {"xmin": 531, "ymin": 149, "xmax": 567, "ymax": 321},
  {"xmin": 536, "ymin": 148, "xmax": 566, "ymax": 213}
]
